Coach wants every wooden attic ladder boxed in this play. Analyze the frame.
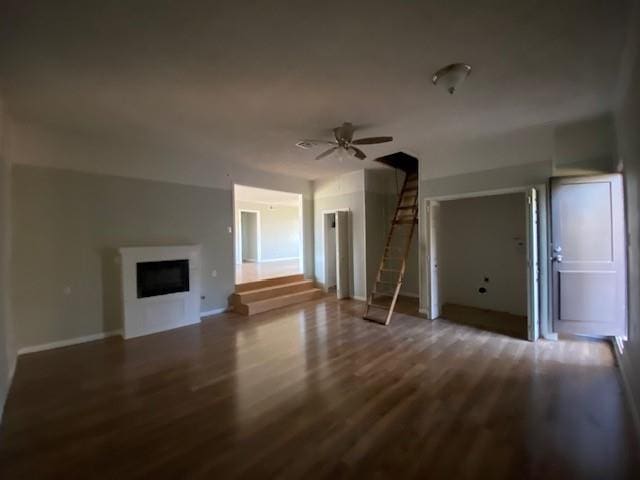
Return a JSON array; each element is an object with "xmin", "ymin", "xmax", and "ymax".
[{"xmin": 364, "ymin": 153, "xmax": 419, "ymax": 325}]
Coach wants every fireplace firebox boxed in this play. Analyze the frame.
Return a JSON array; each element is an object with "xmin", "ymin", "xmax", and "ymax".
[{"xmin": 136, "ymin": 259, "xmax": 190, "ymax": 298}]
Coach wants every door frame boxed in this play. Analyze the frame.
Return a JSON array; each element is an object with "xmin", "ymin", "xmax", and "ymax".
[
  {"xmin": 321, "ymin": 208, "xmax": 350, "ymax": 294},
  {"xmin": 232, "ymin": 183, "xmax": 306, "ymax": 280},
  {"xmin": 237, "ymin": 209, "xmax": 261, "ymax": 263},
  {"xmin": 421, "ymin": 185, "xmax": 550, "ymax": 341}
]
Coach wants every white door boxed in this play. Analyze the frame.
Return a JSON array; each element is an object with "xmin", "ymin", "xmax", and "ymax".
[
  {"xmin": 428, "ymin": 201, "xmax": 441, "ymax": 319},
  {"xmin": 551, "ymin": 174, "xmax": 627, "ymax": 337},
  {"xmin": 526, "ymin": 188, "xmax": 540, "ymax": 341},
  {"xmin": 336, "ymin": 210, "xmax": 350, "ymax": 299}
]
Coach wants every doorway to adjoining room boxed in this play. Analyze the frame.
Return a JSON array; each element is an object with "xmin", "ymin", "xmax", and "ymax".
[
  {"xmin": 322, "ymin": 210, "xmax": 350, "ymax": 299},
  {"xmin": 234, "ymin": 185, "xmax": 303, "ymax": 285},
  {"xmin": 427, "ymin": 191, "xmax": 532, "ymax": 340}
]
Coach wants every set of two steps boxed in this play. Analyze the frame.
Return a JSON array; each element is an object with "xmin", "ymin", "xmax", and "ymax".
[{"xmin": 229, "ymin": 274, "xmax": 323, "ymax": 316}]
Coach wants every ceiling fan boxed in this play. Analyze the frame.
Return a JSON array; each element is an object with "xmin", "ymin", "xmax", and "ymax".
[{"xmin": 296, "ymin": 122, "xmax": 393, "ymax": 160}]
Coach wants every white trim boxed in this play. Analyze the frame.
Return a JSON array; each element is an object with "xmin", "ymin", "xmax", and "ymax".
[
  {"xmin": 232, "ymin": 184, "xmax": 239, "ymax": 265},
  {"xmin": 298, "ymin": 193, "xmax": 305, "ymax": 277},
  {"xmin": 200, "ymin": 307, "xmax": 228, "ymax": 317},
  {"xmin": 362, "ymin": 185, "xmax": 368, "ymax": 300},
  {"xmin": 424, "ymin": 185, "xmax": 530, "ymax": 203},
  {"xmin": 526, "ymin": 187, "xmax": 540, "ymax": 341},
  {"xmin": 18, "ymin": 330, "xmax": 123, "ymax": 355},
  {"xmin": 352, "ymin": 296, "xmax": 368, "ymax": 302},
  {"xmin": 423, "ymin": 199, "xmax": 441, "ymax": 320},
  {"xmin": 422, "ymin": 187, "xmax": 544, "ymax": 337},
  {"xmin": 418, "ymin": 308, "xmax": 428, "ymax": 314},
  {"xmin": 613, "ymin": 340, "xmax": 640, "ymax": 440},
  {"xmin": 235, "ymin": 199, "xmax": 299, "ymax": 207},
  {"xmin": 259, "ymin": 256, "xmax": 299, "ymax": 263}
]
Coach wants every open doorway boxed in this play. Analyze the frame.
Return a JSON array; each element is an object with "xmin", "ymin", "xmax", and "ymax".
[
  {"xmin": 234, "ymin": 185, "xmax": 303, "ymax": 285},
  {"xmin": 239, "ymin": 210, "xmax": 259, "ymax": 263},
  {"xmin": 322, "ymin": 210, "xmax": 351, "ymax": 299},
  {"xmin": 425, "ymin": 189, "xmax": 543, "ymax": 340}
]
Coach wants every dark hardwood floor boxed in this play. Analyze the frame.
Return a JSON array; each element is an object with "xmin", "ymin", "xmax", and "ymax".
[{"xmin": 0, "ymin": 296, "xmax": 638, "ymax": 479}]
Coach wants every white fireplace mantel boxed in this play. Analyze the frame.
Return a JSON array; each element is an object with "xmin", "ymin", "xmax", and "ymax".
[{"xmin": 119, "ymin": 245, "xmax": 201, "ymax": 339}]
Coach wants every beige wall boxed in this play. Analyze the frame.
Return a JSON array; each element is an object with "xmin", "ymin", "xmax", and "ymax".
[
  {"xmin": 314, "ymin": 170, "xmax": 366, "ymax": 299},
  {"xmin": 0, "ymin": 156, "xmax": 11, "ymax": 417},
  {"xmin": 11, "ymin": 165, "xmax": 236, "ymax": 349},
  {"xmin": 235, "ymin": 200, "xmax": 300, "ymax": 261},
  {"xmin": 439, "ymin": 193, "xmax": 528, "ymax": 316},
  {"xmin": 0, "ymin": 101, "xmax": 16, "ymax": 418},
  {"xmin": 615, "ymin": 0, "xmax": 640, "ymax": 431},
  {"xmin": 10, "ymin": 120, "xmax": 316, "ymax": 278}
]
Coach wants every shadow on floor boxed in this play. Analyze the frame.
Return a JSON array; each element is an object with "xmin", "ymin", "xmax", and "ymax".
[{"xmin": 440, "ymin": 303, "xmax": 528, "ymax": 340}]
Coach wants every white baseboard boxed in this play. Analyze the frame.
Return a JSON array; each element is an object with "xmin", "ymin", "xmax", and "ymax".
[
  {"xmin": 200, "ymin": 307, "xmax": 228, "ymax": 318},
  {"xmin": 613, "ymin": 340, "xmax": 640, "ymax": 439},
  {"xmin": 259, "ymin": 257, "xmax": 299, "ymax": 263},
  {"xmin": 419, "ymin": 308, "xmax": 428, "ymax": 315},
  {"xmin": 18, "ymin": 330, "xmax": 123, "ymax": 356},
  {"xmin": 352, "ymin": 296, "xmax": 367, "ymax": 302}
]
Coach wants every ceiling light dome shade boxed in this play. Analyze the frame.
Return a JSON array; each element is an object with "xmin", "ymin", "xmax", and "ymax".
[{"xmin": 432, "ymin": 63, "xmax": 471, "ymax": 94}]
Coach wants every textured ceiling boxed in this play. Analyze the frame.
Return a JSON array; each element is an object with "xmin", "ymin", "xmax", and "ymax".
[{"xmin": 0, "ymin": 0, "xmax": 631, "ymax": 179}]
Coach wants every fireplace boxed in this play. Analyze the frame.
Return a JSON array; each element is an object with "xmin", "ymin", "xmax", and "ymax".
[
  {"xmin": 137, "ymin": 259, "xmax": 190, "ymax": 298},
  {"xmin": 119, "ymin": 245, "xmax": 201, "ymax": 339}
]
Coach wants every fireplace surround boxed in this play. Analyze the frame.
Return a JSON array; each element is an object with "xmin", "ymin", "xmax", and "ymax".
[{"xmin": 119, "ymin": 245, "xmax": 201, "ymax": 339}]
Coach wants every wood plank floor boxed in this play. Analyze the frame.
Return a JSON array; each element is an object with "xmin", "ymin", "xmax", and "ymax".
[
  {"xmin": 235, "ymin": 259, "xmax": 301, "ymax": 284},
  {"xmin": 442, "ymin": 303, "xmax": 529, "ymax": 340},
  {"xmin": 0, "ymin": 297, "xmax": 638, "ymax": 479}
]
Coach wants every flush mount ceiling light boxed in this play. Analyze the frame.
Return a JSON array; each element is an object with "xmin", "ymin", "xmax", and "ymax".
[{"xmin": 432, "ymin": 63, "xmax": 472, "ymax": 94}]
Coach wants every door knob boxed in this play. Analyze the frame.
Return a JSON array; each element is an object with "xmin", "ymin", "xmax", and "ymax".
[{"xmin": 552, "ymin": 253, "xmax": 563, "ymax": 263}]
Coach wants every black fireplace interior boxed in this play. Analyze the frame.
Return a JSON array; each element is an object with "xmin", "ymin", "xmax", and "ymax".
[{"xmin": 137, "ymin": 259, "xmax": 190, "ymax": 298}]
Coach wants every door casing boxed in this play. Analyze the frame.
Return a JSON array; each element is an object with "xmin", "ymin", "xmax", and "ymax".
[{"xmin": 422, "ymin": 185, "xmax": 549, "ymax": 341}]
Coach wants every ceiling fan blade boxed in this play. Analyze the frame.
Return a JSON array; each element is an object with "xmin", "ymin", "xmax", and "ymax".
[
  {"xmin": 351, "ymin": 136, "xmax": 393, "ymax": 145},
  {"xmin": 297, "ymin": 139, "xmax": 338, "ymax": 150},
  {"xmin": 315, "ymin": 146, "xmax": 339, "ymax": 160},
  {"xmin": 304, "ymin": 139, "xmax": 338, "ymax": 146},
  {"xmin": 348, "ymin": 146, "xmax": 367, "ymax": 160}
]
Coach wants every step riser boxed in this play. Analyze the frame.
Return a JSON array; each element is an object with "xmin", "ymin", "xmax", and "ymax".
[
  {"xmin": 231, "ymin": 281, "xmax": 315, "ymax": 304},
  {"xmin": 235, "ymin": 274, "xmax": 305, "ymax": 293},
  {"xmin": 239, "ymin": 290, "xmax": 324, "ymax": 316}
]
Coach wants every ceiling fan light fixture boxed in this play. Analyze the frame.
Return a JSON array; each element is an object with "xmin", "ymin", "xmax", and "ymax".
[
  {"xmin": 432, "ymin": 63, "xmax": 471, "ymax": 94},
  {"xmin": 337, "ymin": 147, "xmax": 353, "ymax": 162}
]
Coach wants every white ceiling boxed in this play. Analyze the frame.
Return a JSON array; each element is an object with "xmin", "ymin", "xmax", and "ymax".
[
  {"xmin": 0, "ymin": 0, "xmax": 631, "ymax": 180},
  {"xmin": 235, "ymin": 184, "xmax": 300, "ymax": 206}
]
